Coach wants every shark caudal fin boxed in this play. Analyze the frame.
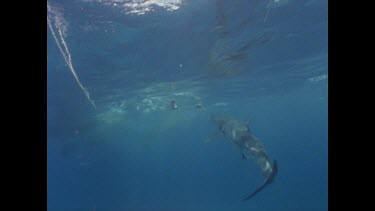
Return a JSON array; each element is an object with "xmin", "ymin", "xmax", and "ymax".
[{"xmin": 242, "ymin": 160, "xmax": 278, "ymax": 201}]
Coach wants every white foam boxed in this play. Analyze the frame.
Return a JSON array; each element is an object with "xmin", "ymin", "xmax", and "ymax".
[{"xmin": 80, "ymin": 0, "xmax": 184, "ymax": 15}]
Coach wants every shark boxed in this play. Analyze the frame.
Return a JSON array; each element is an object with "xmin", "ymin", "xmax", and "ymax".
[{"xmin": 207, "ymin": 114, "xmax": 278, "ymax": 201}]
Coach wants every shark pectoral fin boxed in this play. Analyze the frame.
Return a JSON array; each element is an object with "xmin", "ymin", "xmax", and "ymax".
[
  {"xmin": 246, "ymin": 120, "xmax": 252, "ymax": 132},
  {"xmin": 203, "ymin": 138, "xmax": 213, "ymax": 143},
  {"xmin": 204, "ymin": 136, "xmax": 216, "ymax": 143},
  {"xmin": 241, "ymin": 150, "xmax": 248, "ymax": 159},
  {"xmin": 241, "ymin": 149, "xmax": 251, "ymax": 160},
  {"xmin": 204, "ymin": 132, "xmax": 222, "ymax": 143}
]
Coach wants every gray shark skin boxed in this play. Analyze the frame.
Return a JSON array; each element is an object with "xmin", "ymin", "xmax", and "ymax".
[
  {"xmin": 242, "ymin": 160, "xmax": 278, "ymax": 201},
  {"xmin": 210, "ymin": 114, "xmax": 278, "ymax": 201}
]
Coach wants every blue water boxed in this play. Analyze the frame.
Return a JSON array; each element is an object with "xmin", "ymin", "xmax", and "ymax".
[{"xmin": 47, "ymin": 0, "xmax": 327, "ymax": 210}]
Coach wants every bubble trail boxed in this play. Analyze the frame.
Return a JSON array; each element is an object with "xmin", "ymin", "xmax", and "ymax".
[
  {"xmin": 47, "ymin": 3, "xmax": 96, "ymax": 109},
  {"xmin": 264, "ymin": 0, "xmax": 272, "ymax": 23}
]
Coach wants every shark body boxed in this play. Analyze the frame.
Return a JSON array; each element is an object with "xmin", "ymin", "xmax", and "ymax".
[{"xmin": 209, "ymin": 114, "xmax": 278, "ymax": 201}]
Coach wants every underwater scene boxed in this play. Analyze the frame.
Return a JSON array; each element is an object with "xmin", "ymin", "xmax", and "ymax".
[{"xmin": 47, "ymin": 0, "xmax": 327, "ymax": 210}]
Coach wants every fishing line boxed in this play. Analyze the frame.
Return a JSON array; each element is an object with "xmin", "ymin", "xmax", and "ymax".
[{"xmin": 47, "ymin": 2, "xmax": 96, "ymax": 109}]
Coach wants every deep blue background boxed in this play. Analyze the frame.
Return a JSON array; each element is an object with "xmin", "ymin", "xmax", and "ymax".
[{"xmin": 47, "ymin": 0, "xmax": 327, "ymax": 210}]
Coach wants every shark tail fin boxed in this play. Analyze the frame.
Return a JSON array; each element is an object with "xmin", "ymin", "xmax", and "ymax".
[
  {"xmin": 242, "ymin": 160, "xmax": 278, "ymax": 202},
  {"xmin": 242, "ymin": 180, "xmax": 268, "ymax": 201}
]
